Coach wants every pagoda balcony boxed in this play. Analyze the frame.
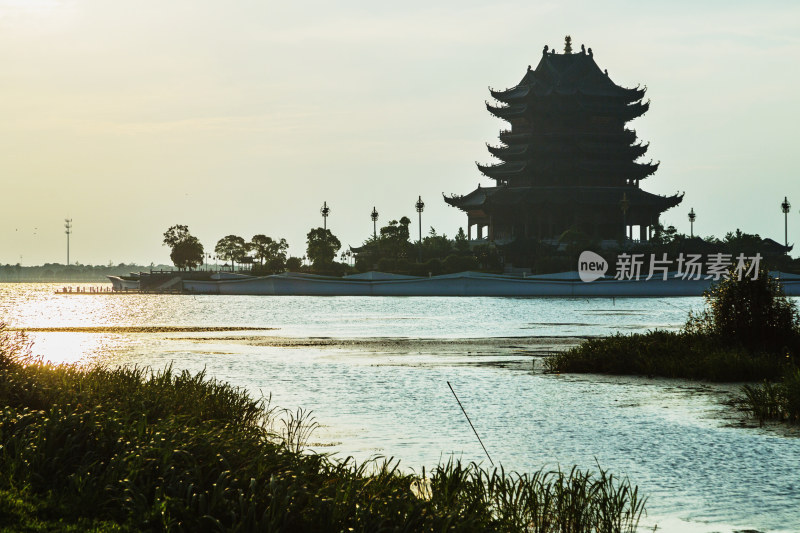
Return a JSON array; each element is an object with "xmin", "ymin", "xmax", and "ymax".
[
  {"xmin": 573, "ymin": 160, "xmax": 659, "ymax": 179},
  {"xmin": 574, "ymin": 141, "xmax": 649, "ymax": 159},
  {"xmin": 499, "ymin": 130, "xmax": 533, "ymax": 143},
  {"xmin": 499, "ymin": 130, "xmax": 639, "ymax": 145},
  {"xmin": 496, "ymin": 139, "xmax": 649, "ymax": 160}
]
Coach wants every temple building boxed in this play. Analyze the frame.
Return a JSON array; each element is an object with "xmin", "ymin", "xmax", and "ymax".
[{"xmin": 445, "ymin": 37, "xmax": 682, "ymax": 245}]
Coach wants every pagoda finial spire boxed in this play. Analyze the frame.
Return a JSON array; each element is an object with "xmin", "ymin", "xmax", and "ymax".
[{"xmin": 564, "ymin": 35, "xmax": 573, "ymax": 54}]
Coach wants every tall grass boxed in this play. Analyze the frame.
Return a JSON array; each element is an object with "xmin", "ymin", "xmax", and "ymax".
[
  {"xmin": 545, "ymin": 330, "xmax": 787, "ymax": 381},
  {"xmin": 741, "ymin": 367, "xmax": 800, "ymax": 424},
  {"xmin": 0, "ymin": 323, "xmax": 646, "ymax": 532}
]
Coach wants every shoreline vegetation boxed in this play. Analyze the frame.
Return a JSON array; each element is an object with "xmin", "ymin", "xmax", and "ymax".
[
  {"xmin": 0, "ymin": 264, "xmax": 174, "ymax": 283},
  {"xmin": 0, "ymin": 325, "xmax": 646, "ymax": 532},
  {"xmin": 546, "ymin": 267, "xmax": 800, "ymax": 425}
]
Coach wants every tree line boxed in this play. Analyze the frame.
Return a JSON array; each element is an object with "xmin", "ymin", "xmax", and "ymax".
[
  {"xmin": 162, "ymin": 225, "xmax": 341, "ymax": 274},
  {"xmin": 161, "ymin": 219, "xmax": 482, "ymax": 276}
]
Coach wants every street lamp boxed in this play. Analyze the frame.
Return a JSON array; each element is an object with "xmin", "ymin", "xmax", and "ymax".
[
  {"xmin": 64, "ymin": 218, "xmax": 73, "ymax": 265},
  {"xmin": 320, "ymin": 201, "xmax": 331, "ymax": 230},
  {"xmin": 618, "ymin": 193, "xmax": 629, "ymax": 241},
  {"xmin": 781, "ymin": 196, "xmax": 791, "ymax": 247},
  {"xmin": 370, "ymin": 206, "xmax": 379, "ymax": 238},
  {"xmin": 415, "ymin": 195, "xmax": 425, "ymax": 262},
  {"xmin": 688, "ymin": 208, "xmax": 696, "ymax": 238}
]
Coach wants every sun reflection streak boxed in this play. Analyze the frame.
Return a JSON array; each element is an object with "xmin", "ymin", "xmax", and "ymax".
[{"xmin": 26, "ymin": 331, "xmax": 130, "ymax": 367}]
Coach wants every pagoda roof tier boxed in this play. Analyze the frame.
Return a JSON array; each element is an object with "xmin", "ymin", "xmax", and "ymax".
[
  {"xmin": 573, "ymin": 160, "xmax": 658, "ymax": 180},
  {"xmin": 443, "ymin": 185, "xmax": 493, "ymax": 210},
  {"xmin": 445, "ymin": 185, "xmax": 683, "ymax": 212},
  {"xmin": 486, "ymin": 101, "xmax": 527, "ymax": 120},
  {"xmin": 489, "ymin": 50, "xmax": 645, "ymax": 104},
  {"xmin": 477, "ymin": 159, "xmax": 659, "ymax": 182},
  {"xmin": 476, "ymin": 161, "xmax": 527, "ymax": 180},
  {"xmin": 491, "ymin": 83, "xmax": 645, "ymax": 105},
  {"xmin": 486, "ymin": 143, "xmax": 530, "ymax": 159},
  {"xmin": 487, "ymin": 141, "xmax": 649, "ymax": 161},
  {"xmin": 486, "ymin": 99, "xmax": 648, "ymax": 123}
]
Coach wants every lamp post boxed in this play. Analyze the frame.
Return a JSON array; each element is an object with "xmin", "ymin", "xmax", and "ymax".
[
  {"xmin": 781, "ymin": 196, "xmax": 791, "ymax": 247},
  {"xmin": 370, "ymin": 206, "xmax": 379, "ymax": 238},
  {"xmin": 618, "ymin": 194, "xmax": 629, "ymax": 242},
  {"xmin": 64, "ymin": 218, "xmax": 73, "ymax": 265},
  {"xmin": 320, "ymin": 201, "xmax": 330, "ymax": 230},
  {"xmin": 415, "ymin": 195, "xmax": 425, "ymax": 262},
  {"xmin": 688, "ymin": 208, "xmax": 696, "ymax": 238}
]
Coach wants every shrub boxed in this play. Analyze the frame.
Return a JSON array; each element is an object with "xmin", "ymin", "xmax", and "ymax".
[
  {"xmin": 376, "ymin": 257, "xmax": 396, "ymax": 273},
  {"xmin": 285, "ymin": 256, "xmax": 302, "ymax": 271},
  {"xmin": 685, "ymin": 266, "xmax": 800, "ymax": 354},
  {"xmin": 443, "ymin": 254, "xmax": 480, "ymax": 273}
]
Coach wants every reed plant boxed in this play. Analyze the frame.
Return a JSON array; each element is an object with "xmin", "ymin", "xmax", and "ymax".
[
  {"xmin": 0, "ymin": 323, "xmax": 646, "ymax": 532},
  {"xmin": 740, "ymin": 366, "xmax": 800, "ymax": 424}
]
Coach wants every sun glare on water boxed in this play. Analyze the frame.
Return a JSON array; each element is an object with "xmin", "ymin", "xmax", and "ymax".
[
  {"xmin": 0, "ymin": 284, "xmax": 145, "ymax": 367},
  {"xmin": 26, "ymin": 331, "xmax": 126, "ymax": 367}
]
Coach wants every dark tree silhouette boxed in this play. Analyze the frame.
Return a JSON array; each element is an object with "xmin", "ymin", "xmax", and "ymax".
[
  {"xmin": 248, "ymin": 234, "xmax": 289, "ymax": 272},
  {"xmin": 306, "ymin": 228, "xmax": 341, "ymax": 267},
  {"xmin": 170, "ymin": 236, "xmax": 204, "ymax": 270},
  {"xmin": 162, "ymin": 225, "xmax": 204, "ymax": 270},
  {"xmin": 215, "ymin": 235, "xmax": 246, "ymax": 271}
]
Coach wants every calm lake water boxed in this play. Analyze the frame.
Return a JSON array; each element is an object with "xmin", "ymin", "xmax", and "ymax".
[{"xmin": 1, "ymin": 283, "xmax": 799, "ymax": 533}]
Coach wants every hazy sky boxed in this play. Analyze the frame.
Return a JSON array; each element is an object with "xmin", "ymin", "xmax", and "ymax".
[{"xmin": 2, "ymin": 0, "xmax": 799, "ymax": 266}]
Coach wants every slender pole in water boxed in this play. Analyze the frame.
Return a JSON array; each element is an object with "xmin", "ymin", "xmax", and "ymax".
[{"xmin": 447, "ymin": 381, "xmax": 494, "ymax": 466}]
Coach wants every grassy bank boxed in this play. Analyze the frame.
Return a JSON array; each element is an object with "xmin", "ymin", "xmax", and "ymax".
[
  {"xmin": 741, "ymin": 367, "xmax": 800, "ymax": 424},
  {"xmin": 545, "ymin": 268, "xmax": 800, "ymax": 424},
  {"xmin": 0, "ymin": 326, "xmax": 646, "ymax": 532},
  {"xmin": 545, "ymin": 330, "xmax": 787, "ymax": 381}
]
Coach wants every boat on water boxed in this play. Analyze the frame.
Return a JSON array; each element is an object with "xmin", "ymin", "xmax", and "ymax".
[
  {"xmin": 106, "ymin": 270, "xmax": 800, "ymax": 297},
  {"xmin": 106, "ymin": 273, "xmax": 140, "ymax": 291}
]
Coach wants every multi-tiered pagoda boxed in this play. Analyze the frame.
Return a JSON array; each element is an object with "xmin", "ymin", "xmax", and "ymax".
[{"xmin": 445, "ymin": 37, "xmax": 682, "ymax": 244}]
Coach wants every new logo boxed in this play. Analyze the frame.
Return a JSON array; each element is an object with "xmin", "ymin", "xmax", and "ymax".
[{"xmin": 578, "ymin": 251, "xmax": 608, "ymax": 282}]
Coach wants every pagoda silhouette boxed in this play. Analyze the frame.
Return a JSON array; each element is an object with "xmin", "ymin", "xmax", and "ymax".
[{"xmin": 445, "ymin": 36, "xmax": 682, "ymax": 245}]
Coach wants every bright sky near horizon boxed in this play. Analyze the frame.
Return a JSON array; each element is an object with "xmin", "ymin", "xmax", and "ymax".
[{"xmin": 2, "ymin": 0, "xmax": 799, "ymax": 266}]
